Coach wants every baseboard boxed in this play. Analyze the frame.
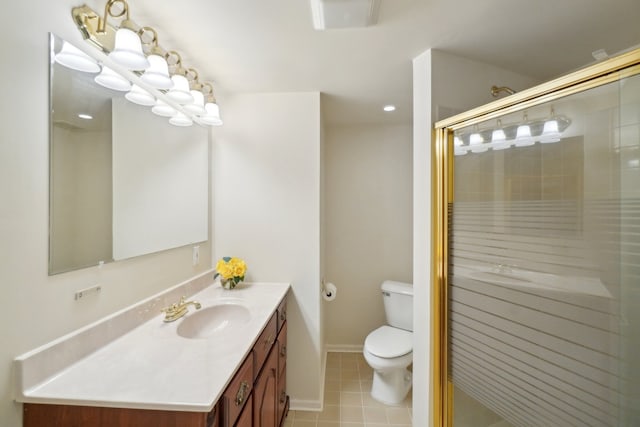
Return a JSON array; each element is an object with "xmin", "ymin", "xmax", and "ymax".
[
  {"xmin": 289, "ymin": 398, "xmax": 323, "ymax": 412},
  {"xmin": 326, "ymin": 344, "xmax": 363, "ymax": 353}
]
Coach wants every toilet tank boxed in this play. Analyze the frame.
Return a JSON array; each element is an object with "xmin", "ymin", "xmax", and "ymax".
[{"xmin": 381, "ymin": 280, "xmax": 413, "ymax": 331}]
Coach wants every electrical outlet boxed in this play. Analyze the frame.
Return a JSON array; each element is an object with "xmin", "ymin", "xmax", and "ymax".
[{"xmin": 192, "ymin": 245, "xmax": 200, "ymax": 266}]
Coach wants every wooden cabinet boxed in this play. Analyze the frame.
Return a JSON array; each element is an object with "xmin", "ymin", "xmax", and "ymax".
[
  {"xmin": 276, "ymin": 322, "xmax": 288, "ymax": 426},
  {"xmin": 253, "ymin": 346, "xmax": 278, "ymax": 427},
  {"xmin": 222, "ymin": 355, "xmax": 254, "ymax": 427},
  {"xmin": 22, "ymin": 294, "xmax": 288, "ymax": 427}
]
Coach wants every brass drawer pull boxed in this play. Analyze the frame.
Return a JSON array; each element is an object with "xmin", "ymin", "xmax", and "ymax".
[
  {"xmin": 264, "ymin": 335, "xmax": 274, "ymax": 348},
  {"xmin": 235, "ymin": 381, "xmax": 249, "ymax": 406},
  {"xmin": 279, "ymin": 310, "xmax": 286, "ymax": 321},
  {"xmin": 280, "ymin": 391, "xmax": 286, "ymax": 404},
  {"xmin": 280, "ymin": 345, "xmax": 287, "ymax": 358}
]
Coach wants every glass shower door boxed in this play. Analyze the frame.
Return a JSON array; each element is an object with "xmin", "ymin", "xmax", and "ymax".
[{"xmin": 446, "ymin": 72, "xmax": 640, "ymax": 427}]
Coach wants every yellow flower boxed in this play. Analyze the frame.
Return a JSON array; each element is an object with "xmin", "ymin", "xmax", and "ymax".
[{"xmin": 215, "ymin": 257, "xmax": 247, "ymax": 281}]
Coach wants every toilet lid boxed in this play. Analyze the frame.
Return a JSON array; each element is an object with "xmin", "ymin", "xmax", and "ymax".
[{"xmin": 365, "ymin": 326, "xmax": 412, "ymax": 358}]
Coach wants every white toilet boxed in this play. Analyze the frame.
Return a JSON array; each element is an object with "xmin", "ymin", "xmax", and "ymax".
[{"xmin": 363, "ymin": 280, "xmax": 413, "ymax": 405}]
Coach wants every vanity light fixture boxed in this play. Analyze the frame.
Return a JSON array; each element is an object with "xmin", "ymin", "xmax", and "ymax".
[
  {"xmin": 469, "ymin": 126, "xmax": 484, "ymax": 145},
  {"xmin": 125, "ymin": 84, "xmax": 156, "ymax": 106},
  {"xmin": 71, "ymin": 0, "xmax": 223, "ymax": 127},
  {"xmin": 491, "ymin": 120, "xmax": 506, "ymax": 143},
  {"xmin": 166, "ymin": 73, "xmax": 194, "ymax": 104},
  {"xmin": 540, "ymin": 107, "xmax": 562, "ymax": 143},
  {"xmin": 514, "ymin": 113, "xmax": 535, "ymax": 147},
  {"xmin": 139, "ymin": 28, "xmax": 173, "ymax": 90},
  {"xmin": 151, "ymin": 99, "xmax": 177, "ymax": 117},
  {"xmin": 169, "ymin": 112, "xmax": 193, "ymax": 127},
  {"xmin": 454, "ymin": 109, "xmax": 571, "ymax": 156},
  {"xmin": 97, "ymin": 0, "xmax": 149, "ymax": 70},
  {"xmin": 55, "ymin": 41, "xmax": 100, "ymax": 73},
  {"xmin": 94, "ymin": 65, "xmax": 132, "ymax": 91},
  {"xmin": 199, "ymin": 83, "xmax": 223, "ymax": 126}
]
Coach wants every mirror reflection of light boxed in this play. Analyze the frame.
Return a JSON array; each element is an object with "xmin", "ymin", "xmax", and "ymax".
[{"xmin": 78, "ymin": 113, "xmax": 93, "ymax": 120}]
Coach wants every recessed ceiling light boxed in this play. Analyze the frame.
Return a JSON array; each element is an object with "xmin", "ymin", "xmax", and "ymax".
[
  {"xmin": 78, "ymin": 113, "xmax": 93, "ymax": 120},
  {"xmin": 383, "ymin": 105, "xmax": 396, "ymax": 112}
]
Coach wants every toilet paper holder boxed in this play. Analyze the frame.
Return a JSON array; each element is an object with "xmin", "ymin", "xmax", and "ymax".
[{"xmin": 321, "ymin": 278, "xmax": 337, "ymax": 299}]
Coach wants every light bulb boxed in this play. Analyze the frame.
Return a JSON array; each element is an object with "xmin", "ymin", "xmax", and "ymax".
[
  {"xmin": 151, "ymin": 99, "xmax": 177, "ymax": 117},
  {"xmin": 184, "ymin": 90, "xmax": 206, "ymax": 115},
  {"xmin": 125, "ymin": 85, "xmax": 155, "ymax": 106},
  {"xmin": 540, "ymin": 119, "xmax": 561, "ymax": 143},
  {"xmin": 94, "ymin": 66, "xmax": 131, "ymax": 91},
  {"xmin": 55, "ymin": 41, "xmax": 100, "ymax": 73},
  {"xmin": 200, "ymin": 102, "xmax": 223, "ymax": 126},
  {"xmin": 166, "ymin": 75, "xmax": 194, "ymax": 104},
  {"xmin": 169, "ymin": 112, "xmax": 193, "ymax": 127},
  {"xmin": 469, "ymin": 132, "xmax": 483, "ymax": 145},
  {"xmin": 515, "ymin": 123, "xmax": 534, "ymax": 146},
  {"xmin": 109, "ymin": 28, "xmax": 150, "ymax": 71},
  {"xmin": 140, "ymin": 54, "xmax": 173, "ymax": 89}
]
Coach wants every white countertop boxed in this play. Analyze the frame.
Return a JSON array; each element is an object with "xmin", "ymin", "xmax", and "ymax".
[{"xmin": 14, "ymin": 279, "xmax": 290, "ymax": 412}]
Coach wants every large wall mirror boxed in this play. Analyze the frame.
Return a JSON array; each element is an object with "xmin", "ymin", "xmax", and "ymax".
[{"xmin": 49, "ymin": 33, "xmax": 209, "ymax": 275}]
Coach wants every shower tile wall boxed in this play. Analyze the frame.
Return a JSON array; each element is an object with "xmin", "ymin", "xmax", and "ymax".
[{"xmin": 455, "ymin": 137, "xmax": 584, "ymax": 203}]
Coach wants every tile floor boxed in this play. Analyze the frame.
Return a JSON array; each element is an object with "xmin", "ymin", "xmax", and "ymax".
[{"xmin": 283, "ymin": 352, "xmax": 412, "ymax": 427}]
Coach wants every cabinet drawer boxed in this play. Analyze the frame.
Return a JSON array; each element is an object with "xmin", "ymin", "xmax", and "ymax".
[
  {"xmin": 277, "ymin": 297, "xmax": 287, "ymax": 332},
  {"xmin": 222, "ymin": 354, "xmax": 253, "ymax": 427},
  {"xmin": 277, "ymin": 321, "xmax": 287, "ymax": 378},
  {"xmin": 253, "ymin": 312, "xmax": 277, "ymax": 379}
]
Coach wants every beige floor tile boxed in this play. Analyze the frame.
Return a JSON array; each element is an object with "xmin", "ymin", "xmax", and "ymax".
[
  {"xmin": 363, "ymin": 407, "xmax": 388, "ymax": 424},
  {"xmin": 318, "ymin": 404, "xmax": 340, "ymax": 421},
  {"xmin": 388, "ymin": 425, "xmax": 412, "ymax": 427},
  {"xmin": 341, "ymin": 424, "xmax": 365, "ymax": 427},
  {"xmin": 291, "ymin": 420, "xmax": 316, "ymax": 427},
  {"xmin": 341, "ymin": 353, "xmax": 360, "ymax": 361},
  {"xmin": 342, "ymin": 359, "xmax": 359, "ymax": 370},
  {"xmin": 385, "ymin": 407, "xmax": 412, "ymax": 424},
  {"xmin": 341, "ymin": 392, "xmax": 363, "ymax": 407},
  {"xmin": 360, "ymin": 380, "xmax": 373, "ymax": 393},
  {"xmin": 326, "ymin": 366, "xmax": 341, "ymax": 374},
  {"xmin": 295, "ymin": 410, "xmax": 319, "ymax": 421},
  {"xmin": 325, "ymin": 380, "xmax": 341, "ymax": 391},
  {"xmin": 317, "ymin": 422, "xmax": 340, "ymax": 427},
  {"xmin": 324, "ymin": 390, "xmax": 340, "ymax": 406},
  {"xmin": 341, "ymin": 369, "xmax": 360, "ymax": 381},
  {"xmin": 365, "ymin": 424, "xmax": 388, "ymax": 427},
  {"xmin": 362, "ymin": 393, "xmax": 387, "ymax": 408},
  {"xmin": 341, "ymin": 405, "xmax": 364, "ymax": 423},
  {"xmin": 282, "ymin": 415, "xmax": 294, "ymax": 427},
  {"xmin": 341, "ymin": 380, "xmax": 362, "ymax": 392}
]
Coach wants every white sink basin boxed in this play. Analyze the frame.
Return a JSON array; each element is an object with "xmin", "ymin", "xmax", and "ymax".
[{"xmin": 177, "ymin": 302, "xmax": 251, "ymax": 339}]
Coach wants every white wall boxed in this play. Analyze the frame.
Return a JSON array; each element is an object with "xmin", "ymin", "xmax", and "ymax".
[
  {"xmin": 411, "ymin": 49, "xmax": 540, "ymax": 427},
  {"xmin": 324, "ymin": 124, "xmax": 412, "ymax": 350},
  {"xmin": 0, "ymin": 2, "xmax": 212, "ymax": 425},
  {"xmin": 212, "ymin": 92, "xmax": 324, "ymax": 409}
]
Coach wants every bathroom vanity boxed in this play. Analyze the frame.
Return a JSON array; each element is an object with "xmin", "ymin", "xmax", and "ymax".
[{"xmin": 14, "ymin": 270, "xmax": 290, "ymax": 427}]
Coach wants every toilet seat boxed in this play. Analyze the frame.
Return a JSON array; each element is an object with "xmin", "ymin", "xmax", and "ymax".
[{"xmin": 365, "ymin": 325, "xmax": 412, "ymax": 358}]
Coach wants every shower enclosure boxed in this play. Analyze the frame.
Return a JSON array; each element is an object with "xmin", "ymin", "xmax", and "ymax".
[{"xmin": 432, "ymin": 50, "xmax": 640, "ymax": 427}]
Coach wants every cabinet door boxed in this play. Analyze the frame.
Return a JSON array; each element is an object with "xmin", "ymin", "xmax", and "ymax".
[
  {"xmin": 277, "ymin": 370, "xmax": 287, "ymax": 426},
  {"xmin": 253, "ymin": 348, "xmax": 278, "ymax": 427},
  {"xmin": 235, "ymin": 395, "xmax": 253, "ymax": 427}
]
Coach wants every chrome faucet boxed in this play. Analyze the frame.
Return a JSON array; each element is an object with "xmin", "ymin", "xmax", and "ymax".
[{"xmin": 161, "ymin": 296, "xmax": 201, "ymax": 322}]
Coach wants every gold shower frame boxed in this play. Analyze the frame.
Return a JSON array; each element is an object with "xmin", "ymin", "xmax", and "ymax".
[{"xmin": 431, "ymin": 48, "xmax": 640, "ymax": 427}]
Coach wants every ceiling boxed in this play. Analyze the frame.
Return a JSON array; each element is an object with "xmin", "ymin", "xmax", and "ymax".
[{"xmin": 121, "ymin": 0, "xmax": 639, "ymax": 125}]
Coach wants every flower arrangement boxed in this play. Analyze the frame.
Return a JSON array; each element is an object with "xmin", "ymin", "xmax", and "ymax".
[{"xmin": 214, "ymin": 257, "xmax": 247, "ymax": 289}]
